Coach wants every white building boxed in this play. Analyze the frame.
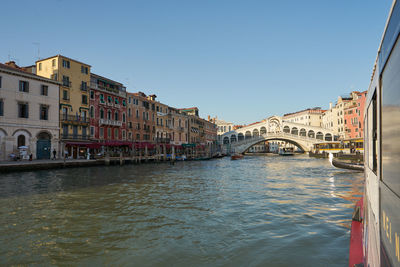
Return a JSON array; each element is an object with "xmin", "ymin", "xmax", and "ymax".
[
  {"xmin": 282, "ymin": 107, "xmax": 325, "ymax": 127},
  {"xmin": 210, "ymin": 116, "xmax": 234, "ymax": 143},
  {"xmin": 0, "ymin": 62, "xmax": 60, "ymax": 160}
]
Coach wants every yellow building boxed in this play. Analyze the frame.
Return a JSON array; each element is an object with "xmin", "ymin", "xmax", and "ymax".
[{"xmin": 36, "ymin": 55, "xmax": 91, "ymax": 158}]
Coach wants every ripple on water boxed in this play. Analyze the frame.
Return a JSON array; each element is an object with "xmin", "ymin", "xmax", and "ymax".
[{"xmin": 0, "ymin": 154, "xmax": 363, "ymax": 266}]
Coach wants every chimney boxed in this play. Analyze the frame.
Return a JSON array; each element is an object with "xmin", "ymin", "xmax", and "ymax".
[
  {"xmin": 329, "ymin": 102, "xmax": 332, "ymax": 110},
  {"xmin": 208, "ymin": 115, "xmax": 210, "ymax": 121}
]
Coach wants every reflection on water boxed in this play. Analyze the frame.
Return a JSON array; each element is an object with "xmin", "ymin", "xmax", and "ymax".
[{"xmin": 0, "ymin": 154, "xmax": 363, "ymax": 266}]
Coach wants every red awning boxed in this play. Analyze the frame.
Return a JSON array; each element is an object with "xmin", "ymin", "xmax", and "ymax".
[
  {"xmin": 65, "ymin": 142, "xmax": 94, "ymax": 147},
  {"xmin": 103, "ymin": 141, "xmax": 132, "ymax": 148}
]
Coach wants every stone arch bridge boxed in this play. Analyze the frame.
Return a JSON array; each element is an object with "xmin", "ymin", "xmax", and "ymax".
[{"xmin": 221, "ymin": 116, "xmax": 338, "ymax": 153}]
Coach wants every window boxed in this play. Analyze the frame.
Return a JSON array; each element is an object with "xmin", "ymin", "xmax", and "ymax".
[
  {"xmin": 40, "ymin": 105, "xmax": 49, "ymax": 120},
  {"xmin": 107, "ymin": 128, "xmax": 111, "ymax": 139},
  {"xmin": 108, "ymin": 96, "xmax": 112, "ymax": 103},
  {"xmin": 90, "ymin": 106, "xmax": 94, "ymax": 118},
  {"xmin": 114, "ymin": 128, "xmax": 119, "ymax": 139},
  {"xmin": 123, "ymin": 113, "xmax": 126, "ymax": 122},
  {"xmin": 90, "ymin": 90, "xmax": 94, "ymax": 99},
  {"xmin": 81, "ymin": 81, "xmax": 87, "ymax": 91},
  {"xmin": 41, "ymin": 85, "xmax": 48, "ymax": 96},
  {"xmin": 107, "ymin": 110, "xmax": 111, "ymax": 120},
  {"xmin": 100, "ymin": 94, "xmax": 104, "ymax": 103},
  {"xmin": 18, "ymin": 102, "xmax": 29, "ymax": 118},
  {"xmin": 128, "ymin": 97, "xmax": 131, "ymax": 104},
  {"xmin": 38, "ymin": 63, "xmax": 42, "ymax": 71},
  {"xmin": 19, "ymin": 81, "xmax": 29, "ymax": 92},
  {"xmin": 52, "ymin": 59, "xmax": 56, "ymax": 67},
  {"xmin": 115, "ymin": 98, "xmax": 119, "ymax": 105},
  {"xmin": 128, "ymin": 108, "xmax": 131, "ymax": 117},
  {"xmin": 122, "ymin": 99, "xmax": 126, "ymax": 106},
  {"xmin": 62, "ymin": 76, "xmax": 70, "ymax": 87},
  {"xmin": 100, "ymin": 108, "xmax": 104, "ymax": 119},
  {"xmin": 136, "ymin": 109, "xmax": 139, "ymax": 118},
  {"xmin": 82, "ymin": 94, "xmax": 88, "ymax": 104},
  {"xmin": 100, "ymin": 127, "xmax": 104, "ymax": 138},
  {"xmin": 0, "ymin": 99, "xmax": 3, "ymax": 116},
  {"xmin": 62, "ymin": 59, "xmax": 70, "ymax": 68},
  {"xmin": 17, "ymin": 135, "xmax": 25, "ymax": 147},
  {"xmin": 0, "ymin": 76, "xmax": 2, "ymax": 88},
  {"xmin": 63, "ymin": 90, "xmax": 69, "ymax": 100},
  {"xmin": 115, "ymin": 111, "xmax": 119, "ymax": 121},
  {"xmin": 81, "ymin": 66, "xmax": 88, "ymax": 74},
  {"xmin": 122, "ymin": 130, "xmax": 126, "ymax": 139},
  {"xmin": 90, "ymin": 126, "xmax": 95, "ymax": 136},
  {"xmin": 136, "ymin": 133, "xmax": 140, "ymax": 140}
]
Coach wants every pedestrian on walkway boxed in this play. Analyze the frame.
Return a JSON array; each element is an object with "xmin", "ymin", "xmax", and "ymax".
[{"xmin": 52, "ymin": 149, "xmax": 57, "ymax": 160}]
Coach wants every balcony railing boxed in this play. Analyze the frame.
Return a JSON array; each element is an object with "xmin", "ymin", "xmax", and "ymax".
[
  {"xmin": 99, "ymin": 119, "xmax": 122, "ymax": 127},
  {"xmin": 80, "ymin": 85, "xmax": 88, "ymax": 91},
  {"xmin": 62, "ymin": 81, "xmax": 72, "ymax": 88},
  {"xmin": 60, "ymin": 114, "xmax": 89, "ymax": 123},
  {"xmin": 61, "ymin": 134, "xmax": 89, "ymax": 140},
  {"xmin": 156, "ymin": 138, "xmax": 171, "ymax": 144}
]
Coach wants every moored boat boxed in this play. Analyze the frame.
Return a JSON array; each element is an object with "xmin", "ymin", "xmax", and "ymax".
[{"xmin": 328, "ymin": 153, "xmax": 364, "ymax": 171}]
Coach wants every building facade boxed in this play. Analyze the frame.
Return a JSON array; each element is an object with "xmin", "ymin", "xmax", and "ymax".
[
  {"xmin": 36, "ymin": 55, "xmax": 91, "ymax": 158},
  {"xmin": 344, "ymin": 91, "xmax": 367, "ymax": 139},
  {"xmin": 89, "ymin": 73, "xmax": 127, "ymax": 142},
  {"xmin": 0, "ymin": 62, "xmax": 60, "ymax": 160},
  {"xmin": 283, "ymin": 107, "xmax": 325, "ymax": 127}
]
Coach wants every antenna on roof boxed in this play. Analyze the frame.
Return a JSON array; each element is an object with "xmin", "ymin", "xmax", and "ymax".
[{"xmin": 32, "ymin": 42, "xmax": 40, "ymax": 60}]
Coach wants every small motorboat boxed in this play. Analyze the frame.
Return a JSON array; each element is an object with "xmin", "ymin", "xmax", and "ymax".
[
  {"xmin": 278, "ymin": 147, "xmax": 294, "ymax": 156},
  {"xmin": 329, "ymin": 153, "xmax": 364, "ymax": 171},
  {"xmin": 231, "ymin": 153, "xmax": 244, "ymax": 160}
]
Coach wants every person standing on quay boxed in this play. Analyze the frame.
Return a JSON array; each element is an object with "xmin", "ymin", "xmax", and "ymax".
[{"xmin": 52, "ymin": 149, "xmax": 57, "ymax": 160}]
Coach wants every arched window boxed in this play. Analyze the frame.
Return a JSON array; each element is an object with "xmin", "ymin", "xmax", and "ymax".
[
  {"xmin": 231, "ymin": 135, "xmax": 237, "ymax": 143},
  {"xmin": 238, "ymin": 133, "xmax": 244, "ymax": 141},
  {"xmin": 90, "ymin": 106, "xmax": 94, "ymax": 118},
  {"xmin": 300, "ymin": 128, "xmax": 306, "ymax": 136},
  {"xmin": 308, "ymin": 130, "xmax": 315, "ymax": 138},
  {"xmin": 283, "ymin": 126, "xmax": 290, "ymax": 133},
  {"xmin": 115, "ymin": 111, "xmax": 119, "ymax": 121},
  {"xmin": 325, "ymin": 133, "xmax": 332, "ymax": 141},
  {"xmin": 260, "ymin": 127, "xmax": 267, "ymax": 135},
  {"xmin": 245, "ymin": 131, "xmax": 252, "ymax": 139},
  {"xmin": 107, "ymin": 110, "xmax": 111, "ymax": 120},
  {"xmin": 291, "ymin": 127, "xmax": 298, "ymax": 135},
  {"xmin": 122, "ymin": 113, "xmax": 126, "ymax": 122},
  {"xmin": 223, "ymin": 136, "xmax": 229, "ymax": 144},
  {"xmin": 17, "ymin": 135, "xmax": 25, "ymax": 147},
  {"xmin": 253, "ymin": 129, "xmax": 259, "ymax": 137},
  {"xmin": 316, "ymin": 132, "xmax": 323, "ymax": 140},
  {"xmin": 100, "ymin": 109, "xmax": 104, "ymax": 119}
]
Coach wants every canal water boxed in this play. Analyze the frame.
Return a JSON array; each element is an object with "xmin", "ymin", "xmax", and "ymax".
[{"xmin": 0, "ymin": 154, "xmax": 363, "ymax": 266}]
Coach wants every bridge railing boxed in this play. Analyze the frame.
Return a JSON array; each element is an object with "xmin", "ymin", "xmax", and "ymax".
[{"xmin": 229, "ymin": 131, "xmax": 325, "ymax": 147}]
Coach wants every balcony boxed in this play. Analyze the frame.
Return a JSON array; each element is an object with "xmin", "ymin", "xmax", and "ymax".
[
  {"xmin": 115, "ymin": 104, "xmax": 121, "ymax": 109},
  {"xmin": 178, "ymin": 127, "xmax": 185, "ymax": 131},
  {"xmin": 80, "ymin": 84, "xmax": 88, "ymax": 91},
  {"xmin": 61, "ymin": 134, "xmax": 89, "ymax": 140},
  {"xmin": 99, "ymin": 118, "xmax": 122, "ymax": 127},
  {"xmin": 156, "ymin": 138, "xmax": 171, "ymax": 144},
  {"xmin": 62, "ymin": 81, "xmax": 72, "ymax": 88},
  {"xmin": 60, "ymin": 114, "xmax": 89, "ymax": 124}
]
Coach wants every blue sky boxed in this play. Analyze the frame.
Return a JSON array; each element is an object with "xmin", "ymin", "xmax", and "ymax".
[{"xmin": 1, "ymin": 0, "xmax": 393, "ymax": 124}]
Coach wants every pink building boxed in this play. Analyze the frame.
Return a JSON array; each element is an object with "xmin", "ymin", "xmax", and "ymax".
[{"xmin": 344, "ymin": 91, "xmax": 367, "ymax": 139}]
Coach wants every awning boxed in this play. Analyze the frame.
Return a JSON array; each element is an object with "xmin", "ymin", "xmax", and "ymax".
[
  {"xmin": 65, "ymin": 141, "xmax": 94, "ymax": 147},
  {"xmin": 103, "ymin": 141, "xmax": 132, "ymax": 148}
]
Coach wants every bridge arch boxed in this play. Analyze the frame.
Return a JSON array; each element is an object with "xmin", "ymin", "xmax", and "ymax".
[{"xmin": 241, "ymin": 137, "xmax": 308, "ymax": 154}]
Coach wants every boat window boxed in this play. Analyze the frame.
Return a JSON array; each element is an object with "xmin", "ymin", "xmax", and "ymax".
[
  {"xmin": 366, "ymin": 92, "xmax": 377, "ymax": 174},
  {"xmin": 381, "ymin": 34, "xmax": 400, "ymax": 195}
]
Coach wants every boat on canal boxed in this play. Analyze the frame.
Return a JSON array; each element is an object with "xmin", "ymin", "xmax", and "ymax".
[
  {"xmin": 278, "ymin": 147, "xmax": 294, "ymax": 156},
  {"xmin": 328, "ymin": 153, "xmax": 364, "ymax": 172},
  {"xmin": 231, "ymin": 153, "xmax": 244, "ymax": 160},
  {"xmin": 349, "ymin": 1, "xmax": 400, "ymax": 266}
]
